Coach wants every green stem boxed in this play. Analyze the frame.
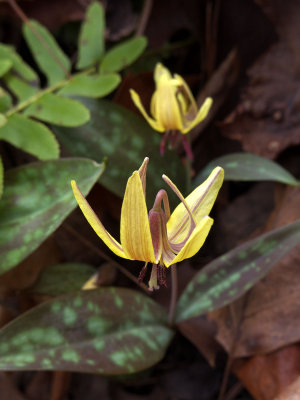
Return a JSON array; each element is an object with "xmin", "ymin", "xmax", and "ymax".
[
  {"xmin": 5, "ymin": 67, "xmax": 95, "ymax": 118},
  {"xmin": 168, "ymin": 263, "xmax": 178, "ymax": 325}
]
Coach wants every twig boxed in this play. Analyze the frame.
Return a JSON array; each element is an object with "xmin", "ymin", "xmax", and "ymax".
[
  {"xmin": 168, "ymin": 263, "xmax": 178, "ymax": 325},
  {"xmin": 135, "ymin": 0, "xmax": 153, "ymax": 37},
  {"xmin": 63, "ymin": 223, "xmax": 149, "ymax": 294},
  {"xmin": 8, "ymin": 0, "xmax": 71, "ymax": 78}
]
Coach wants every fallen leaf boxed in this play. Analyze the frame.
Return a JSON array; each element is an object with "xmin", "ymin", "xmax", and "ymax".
[{"xmin": 274, "ymin": 375, "xmax": 300, "ymax": 400}]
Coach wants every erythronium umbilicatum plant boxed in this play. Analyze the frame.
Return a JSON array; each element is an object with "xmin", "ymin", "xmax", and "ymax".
[
  {"xmin": 130, "ymin": 63, "xmax": 212, "ymax": 159},
  {"xmin": 71, "ymin": 157, "xmax": 224, "ymax": 290}
]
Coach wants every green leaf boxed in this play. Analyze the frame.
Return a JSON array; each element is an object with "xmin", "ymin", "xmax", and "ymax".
[
  {"xmin": 54, "ymin": 98, "xmax": 185, "ymax": 204},
  {"xmin": 0, "ymin": 288, "xmax": 174, "ymax": 373},
  {"xmin": 58, "ymin": 73, "xmax": 121, "ymax": 98},
  {"xmin": 0, "ymin": 114, "xmax": 59, "ymax": 160},
  {"xmin": 77, "ymin": 1, "xmax": 105, "ymax": 69},
  {"xmin": 0, "ymin": 156, "xmax": 3, "ymax": 200},
  {"xmin": 197, "ymin": 153, "xmax": 299, "ymax": 186},
  {"xmin": 100, "ymin": 36, "xmax": 147, "ymax": 73},
  {"xmin": 23, "ymin": 20, "xmax": 71, "ymax": 85},
  {"xmin": 0, "ymin": 44, "xmax": 38, "ymax": 82},
  {"xmin": 0, "ymin": 59, "xmax": 12, "ymax": 77},
  {"xmin": 175, "ymin": 219, "xmax": 300, "ymax": 322},
  {"xmin": 4, "ymin": 74, "xmax": 38, "ymax": 101},
  {"xmin": 24, "ymin": 93, "xmax": 90, "ymax": 127},
  {"xmin": 0, "ymin": 114, "xmax": 7, "ymax": 128},
  {"xmin": 0, "ymin": 158, "xmax": 104, "ymax": 275},
  {"xmin": 0, "ymin": 88, "xmax": 12, "ymax": 113},
  {"xmin": 30, "ymin": 263, "xmax": 96, "ymax": 296}
]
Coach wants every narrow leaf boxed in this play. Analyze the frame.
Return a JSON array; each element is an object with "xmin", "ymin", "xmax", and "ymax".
[
  {"xmin": 23, "ymin": 20, "xmax": 71, "ymax": 85},
  {"xmin": 197, "ymin": 153, "xmax": 299, "ymax": 186},
  {"xmin": 0, "ymin": 288, "xmax": 174, "ymax": 373},
  {"xmin": 54, "ymin": 98, "xmax": 185, "ymax": 204},
  {"xmin": 0, "ymin": 114, "xmax": 7, "ymax": 128},
  {"xmin": 100, "ymin": 36, "xmax": 147, "ymax": 73},
  {"xmin": 77, "ymin": 2, "xmax": 105, "ymax": 69},
  {"xmin": 176, "ymin": 219, "xmax": 300, "ymax": 322},
  {"xmin": 4, "ymin": 74, "xmax": 38, "ymax": 101},
  {"xmin": 58, "ymin": 73, "xmax": 121, "ymax": 98},
  {"xmin": 0, "ymin": 88, "xmax": 12, "ymax": 113},
  {"xmin": 0, "ymin": 59, "xmax": 12, "ymax": 77},
  {"xmin": 31, "ymin": 263, "xmax": 96, "ymax": 296},
  {"xmin": 0, "ymin": 158, "xmax": 104, "ymax": 275},
  {"xmin": 0, "ymin": 114, "xmax": 59, "ymax": 160},
  {"xmin": 24, "ymin": 93, "xmax": 90, "ymax": 127},
  {"xmin": 0, "ymin": 44, "xmax": 38, "ymax": 82}
]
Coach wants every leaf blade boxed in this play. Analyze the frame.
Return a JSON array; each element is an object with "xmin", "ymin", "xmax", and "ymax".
[
  {"xmin": 76, "ymin": 1, "xmax": 105, "ymax": 69},
  {"xmin": 175, "ymin": 219, "xmax": 300, "ymax": 322},
  {"xmin": 0, "ymin": 288, "xmax": 173, "ymax": 374},
  {"xmin": 100, "ymin": 36, "xmax": 147, "ymax": 73},
  {"xmin": 196, "ymin": 153, "xmax": 299, "ymax": 186},
  {"xmin": 0, "ymin": 158, "xmax": 104, "ymax": 274}
]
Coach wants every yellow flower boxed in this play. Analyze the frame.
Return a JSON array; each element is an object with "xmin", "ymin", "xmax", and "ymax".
[
  {"xmin": 130, "ymin": 63, "xmax": 212, "ymax": 134},
  {"xmin": 71, "ymin": 158, "xmax": 223, "ymax": 289}
]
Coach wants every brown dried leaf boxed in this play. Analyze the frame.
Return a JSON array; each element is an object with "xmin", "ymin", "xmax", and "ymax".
[
  {"xmin": 221, "ymin": 1, "xmax": 300, "ymax": 158},
  {"xmin": 210, "ymin": 185, "xmax": 300, "ymax": 357},
  {"xmin": 274, "ymin": 375, "xmax": 300, "ymax": 400}
]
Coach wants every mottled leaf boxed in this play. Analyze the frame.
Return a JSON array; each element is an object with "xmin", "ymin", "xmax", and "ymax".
[
  {"xmin": 54, "ymin": 98, "xmax": 185, "ymax": 204},
  {"xmin": 197, "ymin": 153, "xmax": 299, "ymax": 186},
  {"xmin": 100, "ymin": 36, "xmax": 147, "ymax": 73},
  {"xmin": 31, "ymin": 262, "xmax": 96, "ymax": 296},
  {"xmin": 4, "ymin": 74, "xmax": 38, "ymax": 101},
  {"xmin": 0, "ymin": 88, "xmax": 12, "ymax": 113},
  {"xmin": 0, "ymin": 44, "xmax": 38, "ymax": 82},
  {"xmin": 23, "ymin": 20, "xmax": 70, "ymax": 85},
  {"xmin": 0, "ymin": 158, "xmax": 104, "ymax": 274},
  {"xmin": 0, "ymin": 288, "xmax": 174, "ymax": 374},
  {"xmin": 176, "ymin": 219, "xmax": 300, "ymax": 322},
  {"xmin": 24, "ymin": 93, "xmax": 90, "ymax": 127},
  {"xmin": 58, "ymin": 73, "xmax": 121, "ymax": 98},
  {"xmin": 0, "ymin": 114, "xmax": 59, "ymax": 160},
  {"xmin": 77, "ymin": 2, "xmax": 105, "ymax": 69},
  {"xmin": 0, "ymin": 59, "xmax": 12, "ymax": 77}
]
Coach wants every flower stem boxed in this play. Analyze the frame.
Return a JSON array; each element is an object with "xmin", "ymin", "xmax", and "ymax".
[{"xmin": 168, "ymin": 263, "xmax": 178, "ymax": 326}]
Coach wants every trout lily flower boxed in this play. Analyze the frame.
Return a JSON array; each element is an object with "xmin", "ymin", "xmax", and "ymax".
[
  {"xmin": 71, "ymin": 158, "xmax": 223, "ymax": 290},
  {"xmin": 130, "ymin": 63, "xmax": 213, "ymax": 159}
]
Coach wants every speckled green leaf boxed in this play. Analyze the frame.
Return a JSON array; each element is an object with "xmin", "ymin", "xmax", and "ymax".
[
  {"xmin": 0, "ymin": 288, "xmax": 174, "ymax": 374},
  {"xmin": 23, "ymin": 20, "xmax": 70, "ymax": 85},
  {"xmin": 54, "ymin": 98, "xmax": 185, "ymax": 204},
  {"xmin": 24, "ymin": 93, "xmax": 90, "ymax": 127},
  {"xmin": 58, "ymin": 73, "xmax": 121, "ymax": 98},
  {"xmin": 0, "ymin": 44, "xmax": 38, "ymax": 82},
  {"xmin": 0, "ymin": 59, "xmax": 12, "ymax": 77},
  {"xmin": 0, "ymin": 88, "xmax": 12, "ymax": 113},
  {"xmin": 197, "ymin": 153, "xmax": 299, "ymax": 186},
  {"xmin": 0, "ymin": 158, "xmax": 104, "ymax": 274},
  {"xmin": 30, "ymin": 263, "xmax": 96, "ymax": 296},
  {"xmin": 100, "ymin": 36, "xmax": 147, "ymax": 73},
  {"xmin": 0, "ymin": 156, "xmax": 3, "ymax": 199},
  {"xmin": 176, "ymin": 219, "xmax": 300, "ymax": 322},
  {"xmin": 4, "ymin": 74, "xmax": 38, "ymax": 101},
  {"xmin": 0, "ymin": 113, "xmax": 59, "ymax": 160},
  {"xmin": 77, "ymin": 2, "xmax": 105, "ymax": 69}
]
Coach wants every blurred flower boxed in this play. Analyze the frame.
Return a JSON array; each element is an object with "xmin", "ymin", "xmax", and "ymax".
[
  {"xmin": 130, "ymin": 63, "xmax": 212, "ymax": 159},
  {"xmin": 71, "ymin": 158, "xmax": 223, "ymax": 290}
]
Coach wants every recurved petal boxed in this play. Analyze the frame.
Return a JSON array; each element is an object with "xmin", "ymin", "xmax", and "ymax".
[
  {"xmin": 167, "ymin": 167, "xmax": 224, "ymax": 243},
  {"xmin": 120, "ymin": 171, "xmax": 156, "ymax": 262},
  {"xmin": 130, "ymin": 89, "xmax": 164, "ymax": 132},
  {"xmin": 164, "ymin": 216, "xmax": 213, "ymax": 267},
  {"xmin": 154, "ymin": 63, "xmax": 172, "ymax": 84},
  {"xmin": 181, "ymin": 97, "xmax": 213, "ymax": 133},
  {"xmin": 71, "ymin": 180, "xmax": 128, "ymax": 259}
]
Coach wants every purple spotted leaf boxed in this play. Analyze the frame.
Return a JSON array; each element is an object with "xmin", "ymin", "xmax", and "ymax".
[
  {"xmin": 0, "ymin": 158, "xmax": 104, "ymax": 275},
  {"xmin": 175, "ymin": 219, "xmax": 300, "ymax": 322},
  {"xmin": 0, "ymin": 288, "xmax": 174, "ymax": 374}
]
